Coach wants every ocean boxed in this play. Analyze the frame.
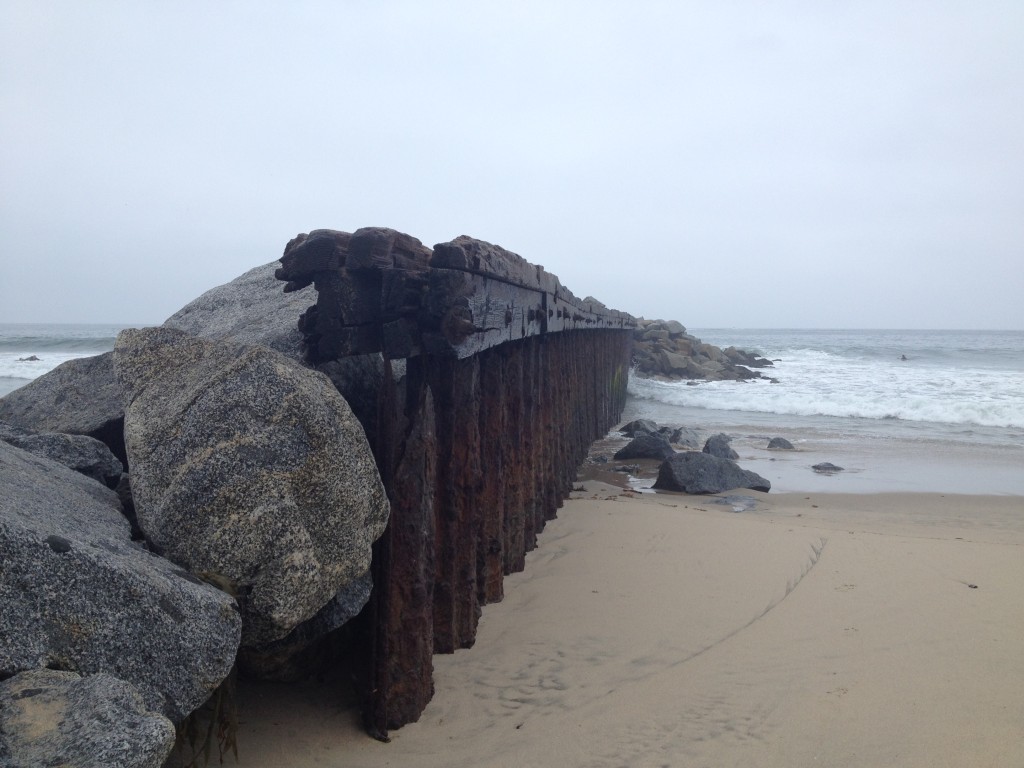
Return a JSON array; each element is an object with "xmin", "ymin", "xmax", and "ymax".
[
  {"xmin": 0, "ymin": 323, "xmax": 129, "ymax": 398},
  {"xmin": 3, "ymin": 324, "xmax": 1022, "ymax": 495},
  {"xmin": 624, "ymin": 328, "xmax": 1024, "ymax": 496}
]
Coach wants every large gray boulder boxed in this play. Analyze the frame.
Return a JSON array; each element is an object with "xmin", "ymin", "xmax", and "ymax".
[
  {"xmin": 0, "ymin": 669, "xmax": 175, "ymax": 768},
  {"xmin": 0, "ymin": 352, "xmax": 125, "ymax": 463},
  {"xmin": 163, "ymin": 260, "xmax": 315, "ymax": 362},
  {"xmin": 653, "ymin": 451, "xmax": 771, "ymax": 494},
  {"xmin": 114, "ymin": 327, "xmax": 390, "ymax": 648},
  {"xmin": 0, "ymin": 261, "xmax": 316, "ymax": 469},
  {"xmin": 1, "ymin": 430, "xmax": 123, "ymax": 487},
  {"xmin": 0, "ymin": 441, "xmax": 241, "ymax": 721}
]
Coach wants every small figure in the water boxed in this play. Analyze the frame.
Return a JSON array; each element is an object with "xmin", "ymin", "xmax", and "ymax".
[{"xmin": 899, "ymin": 354, "xmax": 907, "ymax": 361}]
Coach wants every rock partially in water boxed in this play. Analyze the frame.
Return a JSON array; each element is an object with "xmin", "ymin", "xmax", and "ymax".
[
  {"xmin": 619, "ymin": 418, "xmax": 660, "ymax": 437},
  {"xmin": 812, "ymin": 462, "xmax": 844, "ymax": 473},
  {"xmin": 703, "ymin": 433, "xmax": 739, "ymax": 460},
  {"xmin": 613, "ymin": 433, "xmax": 675, "ymax": 461}
]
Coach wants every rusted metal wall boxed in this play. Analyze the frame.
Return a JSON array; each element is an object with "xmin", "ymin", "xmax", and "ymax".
[{"xmin": 277, "ymin": 227, "xmax": 634, "ymax": 735}]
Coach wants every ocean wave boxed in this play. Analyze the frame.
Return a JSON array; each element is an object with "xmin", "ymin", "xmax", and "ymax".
[
  {"xmin": 628, "ymin": 371, "xmax": 1024, "ymax": 430},
  {"xmin": 0, "ymin": 352, "xmax": 101, "ymax": 382},
  {"xmin": 0, "ymin": 336, "xmax": 119, "ymax": 353}
]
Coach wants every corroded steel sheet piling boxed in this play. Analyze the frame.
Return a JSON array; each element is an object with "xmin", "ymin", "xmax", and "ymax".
[{"xmin": 277, "ymin": 227, "xmax": 633, "ymax": 734}]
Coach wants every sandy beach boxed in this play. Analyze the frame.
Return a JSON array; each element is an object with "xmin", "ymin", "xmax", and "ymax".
[{"xmin": 214, "ymin": 482, "xmax": 1024, "ymax": 768}]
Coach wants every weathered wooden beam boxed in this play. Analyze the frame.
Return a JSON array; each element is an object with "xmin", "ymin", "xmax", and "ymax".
[{"xmin": 277, "ymin": 227, "xmax": 635, "ymax": 362}]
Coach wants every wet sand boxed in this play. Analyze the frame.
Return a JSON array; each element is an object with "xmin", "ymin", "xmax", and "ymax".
[{"xmin": 221, "ymin": 485, "xmax": 1024, "ymax": 768}]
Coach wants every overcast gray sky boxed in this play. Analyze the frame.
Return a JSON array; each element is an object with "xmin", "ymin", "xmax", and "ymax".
[{"xmin": 2, "ymin": 1, "xmax": 1022, "ymax": 329}]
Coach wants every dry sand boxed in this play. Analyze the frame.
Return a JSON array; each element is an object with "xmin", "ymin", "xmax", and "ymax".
[{"xmin": 221, "ymin": 486, "xmax": 1024, "ymax": 768}]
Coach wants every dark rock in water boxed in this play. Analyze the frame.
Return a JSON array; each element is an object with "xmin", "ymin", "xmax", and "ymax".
[
  {"xmin": 114, "ymin": 327, "xmax": 390, "ymax": 648},
  {"xmin": 1, "ymin": 430, "xmax": 123, "ymax": 488},
  {"xmin": 16, "ymin": 355, "xmax": 41, "ymax": 362},
  {"xmin": 654, "ymin": 452, "xmax": 771, "ymax": 494},
  {"xmin": 0, "ymin": 440, "xmax": 241, "ymax": 722},
  {"xmin": 722, "ymin": 346, "xmax": 774, "ymax": 369},
  {"xmin": 768, "ymin": 437, "xmax": 795, "ymax": 450},
  {"xmin": 613, "ymin": 433, "xmax": 675, "ymax": 461},
  {"xmin": 703, "ymin": 433, "xmax": 739, "ymax": 460},
  {"xmin": 0, "ymin": 352, "xmax": 126, "ymax": 466},
  {"xmin": 0, "ymin": 669, "xmax": 175, "ymax": 768},
  {"xmin": 619, "ymin": 418, "xmax": 660, "ymax": 437},
  {"xmin": 812, "ymin": 462, "xmax": 844, "ymax": 473}
]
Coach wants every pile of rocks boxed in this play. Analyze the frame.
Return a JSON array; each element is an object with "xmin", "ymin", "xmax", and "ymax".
[
  {"xmin": 631, "ymin": 319, "xmax": 774, "ymax": 382},
  {"xmin": 612, "ymin": 419, "xmax": 771, "ymax": 494},
  {"xmin": 0, "ymin": 263, "xmax": 390, "ymax": 766}
]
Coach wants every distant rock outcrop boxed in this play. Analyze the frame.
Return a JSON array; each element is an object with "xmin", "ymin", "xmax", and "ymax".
[{"xmin": 631, "ymin": 319, "xmax": 773, "ymax": 382}]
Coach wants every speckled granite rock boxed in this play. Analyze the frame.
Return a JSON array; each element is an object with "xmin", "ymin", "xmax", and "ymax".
[
  {"xmin": 0, "ymin": 440, "xmax": 241, "ymax": 721},
  {"xmin": 114, "ymin": 327, "xmax": 389, "ymax": 647},
  {"xmin": 0, "ymin": 669, "xmax": 175, "ymax": 768}
]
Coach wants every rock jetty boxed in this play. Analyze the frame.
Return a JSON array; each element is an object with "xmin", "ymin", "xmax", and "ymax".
[
  {"xmin": 631, "ymin": 318, "xmax": 773, "ymax": 381},
  {"xmin": 0, "ymin": 226, "xmax": 636, "ymax": 763}
]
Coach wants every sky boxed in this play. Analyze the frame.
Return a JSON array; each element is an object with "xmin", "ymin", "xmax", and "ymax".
[{"xmin": 2, "ymin": 1, "xmax": 1022, "ymax": 330}]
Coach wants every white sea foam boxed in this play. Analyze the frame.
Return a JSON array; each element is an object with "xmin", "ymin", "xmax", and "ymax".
[
  {"xmin": 0, "ymin": 351, "xmax": 97, "ymax": 382},
  {"xmin": 629, "ymin": 342, "xmax": 1024, "ymax": 430}
]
